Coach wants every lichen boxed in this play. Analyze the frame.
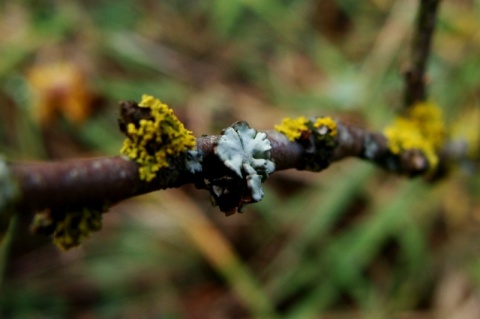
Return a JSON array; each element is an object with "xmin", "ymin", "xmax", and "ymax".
[
  {"xmin": 185, "ymin": 150, "xmax": 203, "ymax": 174},
  {"xmin": 274, "ymin": 116, "xmax": 308, "ymax": 141},
  {"xmin": 275, "ymin": 116, "xmax": 337, "ymax": 142},
  {"xmin": 120, "ymin": 95, "xmax": 197, "ymax": 182},
  {"xmin": 210, "ymin": 121, "xmax": 275, "ymax": 213},
  {"xmin": 274, "ymin": 116, "xmax": 338, "ymax": 172},
  {"xmin": 31, "ymin": 207, "xmax": 104, "ymax": 250},
  {"xmin": 314, "ymin": 117, "xmax": 337, "ymax": 137},
  {"xmin": 216, "ymin": 121, "xmax": 275, "ymax": 181},
  {"xmin": 384, "ymin": 101, "xmax": 445, "ymax": 171}
]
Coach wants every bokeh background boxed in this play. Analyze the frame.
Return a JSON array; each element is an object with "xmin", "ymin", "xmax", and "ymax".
[{"xmin": 1, "ymin": 0, "xmax": 480, "ymax": 318}]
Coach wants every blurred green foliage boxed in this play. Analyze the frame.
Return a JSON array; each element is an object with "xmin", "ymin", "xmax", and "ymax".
[{"xmin": 1, "ymin": 0, "xmax": 480, "ymax": 318}]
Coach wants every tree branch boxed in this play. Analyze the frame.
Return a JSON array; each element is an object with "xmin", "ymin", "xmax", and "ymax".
[
  {"xmin": 404, "ymin": 0, "xmax": 442, "ymax": 107},
  {"xmin": 7, "ymin": 119, "xmax": 460, "ymax": 214}
]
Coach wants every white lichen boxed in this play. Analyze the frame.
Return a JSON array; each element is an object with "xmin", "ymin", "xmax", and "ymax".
[
  {"xmin": 215, "ymin": 121, "xmax": 275, "ymax": 202},
  {"xmin": 244, "ymin": 164, "xmax": 264, "ymax": 202},
  {"xmin": 185, "ymin": 149, "xmax": 203, "ymax": 174}
]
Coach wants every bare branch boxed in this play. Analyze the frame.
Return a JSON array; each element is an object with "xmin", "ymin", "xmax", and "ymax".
[{"xmin": 404, "ymin": 0, "xmax": 442, "ymax": 107}]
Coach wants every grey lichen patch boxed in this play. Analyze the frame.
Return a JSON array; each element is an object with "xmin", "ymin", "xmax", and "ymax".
[
  {"xmin": 209, "ymin": 121, "xmax": 275, "ymax": 214},
  {"xmin": 244, "ymin": 164, "xmax": 264, "ymax": 201},
  {"xmin": 363, "ymin": 134, "xmax": 379, "ymax": 160},
  {"xmin": 0, "ymin": 157, "xmax": 20, "ymax": 243},
  {"xmin": 216, "ymin": 121, "xmax": 275, "ymax": 179},
  {"xmin": 185, "ymin": 149, "xmax": 203, "ymax": 174}
]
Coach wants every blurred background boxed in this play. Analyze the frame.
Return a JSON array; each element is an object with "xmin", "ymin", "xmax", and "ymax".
[{"xmin": 1, "ymin": 0, "xmax": 480, "ymax": 318}]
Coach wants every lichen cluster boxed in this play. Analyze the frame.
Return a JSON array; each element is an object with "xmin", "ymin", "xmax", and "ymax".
[
  {"xmin": 31, "ymin": 208, "xmax": 103, "ymax": 250},
  {"xmin": 314, "ymin": 117, "xmax": 337, "ymax": 136},
  {"xmin": 384, "ymin": 101, "xmax": 445, "ymax": 171},
  {"xmin": 120, "ymin": 95, "xmax": 197, "ymax": 182},
  {"xmin": 216, "ymin": 121, "xmax": 275, "ymax": 185},
  {"xmin": 208, "ymin": 121, "xmax": 275, "ymax": 214},
  {"xmin": 275, "ymin": 115, "xmax": 338, "ymax": 172},
  {"xmin": 275, "ymin": 116, "xmax": 338, "ymax": 142},
  {"xmin": 274, "ymin": 116, "xmax": 309, "ymax": 141}
]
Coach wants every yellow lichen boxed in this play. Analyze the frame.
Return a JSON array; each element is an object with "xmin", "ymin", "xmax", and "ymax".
[
  {"xmin": 120, "ymin": 95, "xmax": 196, "ymax": 182},
  {"xmin": 314, "ymin": 117, "xmax": 337, "ymax": 136},
  {"xmin": 274, "ymin": 116, "xmax": 309, "ymax": 141},
  {"xmin": 274, "ymin": 115, "xmax": 337, "ymax": 172},
  {"xmin": 384, "ymin": 101, "xmax": 446, "ymax": 171}
]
